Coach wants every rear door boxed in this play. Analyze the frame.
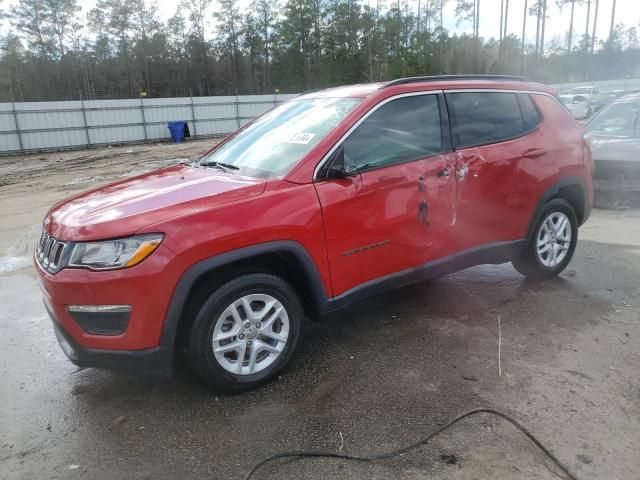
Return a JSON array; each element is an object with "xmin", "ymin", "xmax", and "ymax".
[
  {"xmin": 314, "ymin": 93, "xmax": 458, "ymax": 297},
  {"xmin": 445, "ymin": 90, "xmax": 545, "ymax": 251}
]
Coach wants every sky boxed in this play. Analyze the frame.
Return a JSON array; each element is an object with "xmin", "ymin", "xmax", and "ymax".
[{"xmin": 1, "ymin": 0, "xmax": 638, "ymax": 48}]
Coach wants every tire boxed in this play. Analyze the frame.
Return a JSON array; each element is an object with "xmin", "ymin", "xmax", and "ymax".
[
  {"xmin": 512, "ymin": 198, "xmax": 578, "ymax": 281},
  {"xmin": 187, "ymin": 273, "xmax": 304, "ymax": 392}
]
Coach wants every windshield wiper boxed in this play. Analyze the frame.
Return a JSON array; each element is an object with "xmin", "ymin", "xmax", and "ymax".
[{"xmin": 200, "ymin": 161, "xmax": 240, "ymax": 171}]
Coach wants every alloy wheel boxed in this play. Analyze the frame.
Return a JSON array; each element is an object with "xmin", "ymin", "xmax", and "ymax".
[
  {"xmin": 536, "ymin": 212, "xmax": 572, "ymax": 268},
  {"xmin": 211, "ymin": 293, "xmax": 290, "ymax": 375}
]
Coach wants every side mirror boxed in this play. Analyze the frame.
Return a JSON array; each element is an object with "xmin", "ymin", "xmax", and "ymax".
[
  {"xmin": 326, "ymin": 146, "xmax": 349, "ymax": 179},
  {"xmin": 327, "ymin": 166, "xmax": 349, "ymax": 179}
]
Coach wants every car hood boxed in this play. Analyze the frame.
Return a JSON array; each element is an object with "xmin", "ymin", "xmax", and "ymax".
[
  {"xmin": 590, "ymin": 135, "xmax": 640, "ymax": 162},
  {"xmin": 45, "ymin": 164, "xmax": 266, "ymax": 241}
]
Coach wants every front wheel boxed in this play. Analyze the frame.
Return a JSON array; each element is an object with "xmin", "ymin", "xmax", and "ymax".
[
  {"xmin": 512, "ymin": 199, "xmax": 578, "ymax": 281},
  {"xmin": 187, "ymin": 273, "xmax": 304, "ymax": 392}
]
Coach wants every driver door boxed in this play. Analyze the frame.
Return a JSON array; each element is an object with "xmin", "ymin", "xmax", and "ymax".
[{"xmin": 314, "ymin": 93, "xmax": 458, "ymax": 298}]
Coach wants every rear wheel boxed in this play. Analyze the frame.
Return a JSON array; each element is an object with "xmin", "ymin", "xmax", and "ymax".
[
  {"xmin": 512, "ymin": 199, "xmax": 578, "ymax": 281},
  {"xmin": 187, "ymin": 273, "xmax": 304, "ymax": 392}
]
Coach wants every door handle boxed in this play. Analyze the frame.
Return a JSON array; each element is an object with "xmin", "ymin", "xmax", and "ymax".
[
  {"xmin": 437, "ymin": 168, "xmax": 450, "ymax": 177},
  {"xmin": 522, "ymin": 148, "xmax": 547, "ymax": 159}
]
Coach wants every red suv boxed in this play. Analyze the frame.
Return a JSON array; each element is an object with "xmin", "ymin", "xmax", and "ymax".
[{"xmin": 35, "ymin": 76, "xmax": 593, "ymax": 391}]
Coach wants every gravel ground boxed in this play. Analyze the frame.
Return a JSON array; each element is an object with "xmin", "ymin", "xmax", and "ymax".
[{"xmin": 0, "ymin": 142, "xmax": 639, "ymax": 480}]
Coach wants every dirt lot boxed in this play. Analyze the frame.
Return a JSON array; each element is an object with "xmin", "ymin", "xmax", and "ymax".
[
  {"xmin": 0, "ymin": 140, "xmax": 214, "ymax": 258},
  {"xmin": 1, "ymin": 142, "xmax": 639, "ymax": 480}
]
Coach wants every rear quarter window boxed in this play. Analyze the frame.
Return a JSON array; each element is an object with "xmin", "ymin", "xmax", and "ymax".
[
  {"xmin": 518, "ymin": 93, "xmax": 542, "ymax": 131},
  {"xmin": 447, "ymin": 92, "xmax": 530, "ymax": 149}
]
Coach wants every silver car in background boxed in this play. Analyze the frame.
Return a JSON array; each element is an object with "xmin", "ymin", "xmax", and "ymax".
[
  {"xmin": 586, "ymin": 93, "xmax": 640, "ymax": 208},
  {"xmin": 560, "ymin": 94, "xmax": 592, "ymax": 120}
]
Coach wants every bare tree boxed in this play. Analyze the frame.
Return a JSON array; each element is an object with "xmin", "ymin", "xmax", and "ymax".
[
  {"xmin": 214, "ymin": 0, "xmax": 243, "ymax": 92},
  {"xmin": 587, "ymin": 0, "xmax": 599, "ymax": 79},
  {"xmin": 583, "ymin": 0, "xmax": 591, "ymax": 43},
  {"xmin": 251, "ymin": 0, "xmax": 279, "ymax": 90},
  {"xmin": 608, "ymin": 0, "xmax": 617, "ymax": 43},
  {"xmin": 499, "ymin": 0, "xmax": 510, "ymax": 62},
  {"xmin": 589, "ymin": 0, "xmax": 598, "ymax": 57},
  {"xmin": 43, "ymin": 0, "xmax": 81, "ymax": 57},
  {"xmin": 557, "ymin": 0, "xmax": 581, "ymax": 54},
  {"xmin": 9, "ymin": 0, "xmax": 53, "ymax": 58},
  {"xmin": 521, "ymin": 0, "xmax": 528, "ymax": 74}
]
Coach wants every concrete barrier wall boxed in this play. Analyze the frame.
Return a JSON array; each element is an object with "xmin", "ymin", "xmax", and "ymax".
[{"xmin": 0, "ymin": 93, "xmax": 299, "ymax": 155}]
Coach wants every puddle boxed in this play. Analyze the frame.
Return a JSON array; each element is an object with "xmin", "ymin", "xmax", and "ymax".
[
  {"xmin": 0, "ymin": 225, "xmax": 40, "ymax": 275},
  {"xmin": 122, "ymin": 158, "xmax": 184, "ymax": 177},
  {"xmin": 0, "ymin": 255, "xmax": 31, "ymax": 274},
  {"xmin": 64, "ymin": 175, "xmax": 119, "ymax": 187}
]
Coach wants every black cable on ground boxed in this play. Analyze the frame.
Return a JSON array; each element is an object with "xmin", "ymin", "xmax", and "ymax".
[{"xmin": 243, "ymin": 407, "xmax": 579, "ymax": 480}]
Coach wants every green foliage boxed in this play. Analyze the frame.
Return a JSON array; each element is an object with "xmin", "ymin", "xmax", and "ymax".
[{"xmin": 1, "ymin": 0, "xmax": 638, "ymax": 101}]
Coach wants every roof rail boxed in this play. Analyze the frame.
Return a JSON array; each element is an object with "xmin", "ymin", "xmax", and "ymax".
[{"xmin": 382, "ymin": 75, "xmax": 528, "ymax": 88}]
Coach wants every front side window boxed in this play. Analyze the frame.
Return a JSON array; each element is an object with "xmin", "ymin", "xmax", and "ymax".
[
  {"xmin": 198, "ymin": 97, "xmax": 361, "ymax": 178},
  {"xmin": 447, "ymin": 92, "xmax": 528, "ymax": 149},
  {"xmin": 587, "ymin": 101, "xmax": 640, "ymax": 137},
  {"xmin": 341, "ymin": 94, "xmax": 444, "ymax": 171}
]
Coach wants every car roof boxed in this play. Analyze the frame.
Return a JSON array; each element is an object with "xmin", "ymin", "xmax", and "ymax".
[{"xmin": 300, "ymin": 75, "xmax": 555, "ymax": 99}]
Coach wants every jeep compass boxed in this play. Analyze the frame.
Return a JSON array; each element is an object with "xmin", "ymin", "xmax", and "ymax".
[{"xmin": 35, "ymin": 75, "xmax": 594, "ymax": 391}]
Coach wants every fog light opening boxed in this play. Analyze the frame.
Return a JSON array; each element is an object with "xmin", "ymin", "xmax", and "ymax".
[{"xmin": 67, "ymin": 305, "xmax": 131, "ymax": 335}]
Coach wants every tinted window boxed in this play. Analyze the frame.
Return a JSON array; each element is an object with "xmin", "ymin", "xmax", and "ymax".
[
  {"xmin": 342, "ymin": 95, "xmax": 444, "ymax": 171},
  {"xmin": 447, "ymin": 92, "xmax": 526, "ymax": 148},
  {"xmin": 518, "ymin": 93, "xmax": 542, "ymax": 131}
]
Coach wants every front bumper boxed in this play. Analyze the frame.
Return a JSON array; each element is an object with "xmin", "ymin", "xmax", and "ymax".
[
  {"xmin": 47, "ymin": 303, "xmax": 174, "ymax": 377},
  {"xmin": 35, "ymin": 242, "xmax": 186, "ymax": 375}
]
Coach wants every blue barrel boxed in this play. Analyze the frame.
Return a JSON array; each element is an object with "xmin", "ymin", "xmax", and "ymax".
[{"xmin": 167, "ymin": 121, "xmax": 186, "ymax": 143}]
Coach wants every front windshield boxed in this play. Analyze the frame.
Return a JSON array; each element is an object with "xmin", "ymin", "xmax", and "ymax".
[
  {"xmin": 588, "ymin": 101, "xmax": 640, "ymax": 137},
  {"xmin": 198, "ymin": 97, "xmax": 362, "ymax": 178}
]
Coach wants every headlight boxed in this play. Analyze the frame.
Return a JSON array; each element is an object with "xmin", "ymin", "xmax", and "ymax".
[{"xmin": 68, "ymin": 234, "xmax": 163, "ymax": 270}]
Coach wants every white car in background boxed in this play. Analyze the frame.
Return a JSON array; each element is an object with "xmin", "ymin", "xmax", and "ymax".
[
  {"xmin": 571, "ymin": 86, "xmax": 600, "ymax": 103},
  {"xmin": 560, "ymin": 94, "xmax": 593, "ymax": 120}
]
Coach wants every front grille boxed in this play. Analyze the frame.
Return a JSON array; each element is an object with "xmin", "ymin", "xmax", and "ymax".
[{"xmin": 36, "ymin": 231, "xmax": 69, "ymax": 274}]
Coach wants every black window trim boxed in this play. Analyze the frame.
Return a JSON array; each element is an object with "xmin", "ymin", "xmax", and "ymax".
[
  {"xmin": 314, "ymin": 89, "xmax": 556, "ymax": 179},
  {"xmin": 314, "ymin": 90, "xmax": 451, "ymax": 180},
  {"xmin": 443, "ymin": 89, "xmax": 550, "ymax": 151}
]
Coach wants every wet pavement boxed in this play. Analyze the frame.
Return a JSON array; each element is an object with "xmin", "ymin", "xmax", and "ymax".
[{"xmin": 1, "ymin": 144, "xmax": 639, "ymax": 479}]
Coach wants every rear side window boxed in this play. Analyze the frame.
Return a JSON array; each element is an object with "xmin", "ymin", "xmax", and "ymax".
[
  {"xmin": 518, "ymin": 94, "xmax": 542, "ymax": 131},
  {"xmin": 342, "ymin": 94, "xmax": 445, "ymax": 171},
  {"xmin": 447, "ymin": 92, "xmax": 538, "ymax": 149}
]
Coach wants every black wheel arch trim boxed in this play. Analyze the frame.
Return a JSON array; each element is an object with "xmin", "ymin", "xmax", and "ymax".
[
  {"xmin": 162, "ymin": 241, "xmax": 332, "ymax": 338},
  {"xmin": 331, "ymin": 239, "xmax": 526, "ymax": 310},
  {"xmin": 525, "ymin": 176, "xmax": 590, "ymax": 245}
]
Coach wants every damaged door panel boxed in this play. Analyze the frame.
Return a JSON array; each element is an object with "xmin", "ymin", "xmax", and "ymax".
[
  {"xmin": 315, "ymin": 92, "xmax": 457, "ymax": 296},
  {"xmin": 446, "ymin": 91, "xmax": 549, "ymax": 250}
]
